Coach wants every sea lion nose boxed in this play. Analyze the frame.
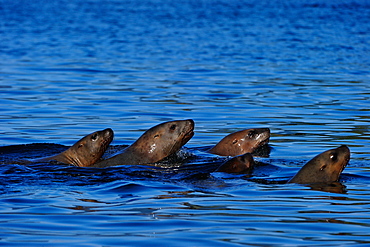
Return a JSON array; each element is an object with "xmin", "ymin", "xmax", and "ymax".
[
  {"xmin": 104, "ymin": 128, "xmax": 114, "ymax": 138},
  {"xmin": 186, "ymin": 119, "xmax": 195, "ymax": 127},
  {"xmin": 338, "ymin": 145, "xmax": 349, "ymax": 150},
  {"xmin": 337, "ymin": 145, "xmax": 350, "ymax": 155},
  {"xmin": 259, "ymin": 128, "xmax": 270, "ymax": 134}
]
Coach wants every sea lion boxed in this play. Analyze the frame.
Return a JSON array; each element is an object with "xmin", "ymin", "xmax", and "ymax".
[
  {"xmin": 208, "ymin": 128, "xmax": 270, "ymax": 156},
  {"xmin": 215, "ymin": 153, "xmax": 255, "ymax": 173},
  {"xmin": 92, "ymin": 119, "xmax": 194, "ymax": 168},
  {"xmin": 288, "ymin": 145, "xmax": 350, "ymax": 184},
  {"xmin": 32, "ymin": 128, "xmax": 114, "ymax": 167}
]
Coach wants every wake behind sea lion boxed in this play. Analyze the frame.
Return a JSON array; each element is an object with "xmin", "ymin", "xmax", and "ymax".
[
  {"xmin": 16, "ymin": 128, "xmax": 114, "ymax": 167},
  {"xmin": 92, "ymin": 119, "xmax": 194, "ymax": 168},
  {"xmin": 208, "ymin": 128, "xmax": 270, "ymax": 157},
  {"xmin": 288, "ymin": 145, "xmax": 350, "ymax": 184}
]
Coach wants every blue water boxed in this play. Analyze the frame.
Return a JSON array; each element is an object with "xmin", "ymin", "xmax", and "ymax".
[{"xmin": 1, "ymin": 0, "xmax": 370, "ymax": 245}]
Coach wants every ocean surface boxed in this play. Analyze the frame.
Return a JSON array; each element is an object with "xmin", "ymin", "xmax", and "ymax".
[{"xmin": 1, "ymin": 0, "xmax": 370, "ymax": 245}]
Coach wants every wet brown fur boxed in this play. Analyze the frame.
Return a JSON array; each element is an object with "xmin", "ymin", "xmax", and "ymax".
[
  {"xmin": 92, "ymin": 119, "xmax": 194, "ymax": 168},
  {"xmin": 288, "ymin": 145, "xmax": 350, "ymax": 184},
  {"xmin": 215, "ymin": 153, "xmax": 255, "ymax": 173}
]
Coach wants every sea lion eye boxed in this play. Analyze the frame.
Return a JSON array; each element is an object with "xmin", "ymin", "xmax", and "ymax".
[
  {"xmin": 248, "ymin": 131, "xmax": 255, "ymax": 138},
  {"xmin": 330, "ymin": 153, "xmax": 338, "ymax": 162},
  {"xmin": 232, "ymin": 139, "xmax": 238, "ymax": 144},
  {"xmin": 78, "ymin": 144, "xmax": 84, "ymax": 148},
  {"xmin": 170, "ymin": 124, "xmax": 177, "ymax": 131},
  {"xmin": 154, "ymin": 134, "xmax": 160, "ymax": 138},
  {"xmin": 91, "ymin": 133, "xmax": 98, "ymax": 141}
]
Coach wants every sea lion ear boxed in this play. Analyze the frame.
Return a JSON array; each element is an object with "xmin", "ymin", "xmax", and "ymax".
[
  {"xmin": 320, "ymin": 164, "xmax": 327, "ymax": 171},
  {"xmin": 78, "ymin": 143, "xmax": 84, "ymax": 148}
]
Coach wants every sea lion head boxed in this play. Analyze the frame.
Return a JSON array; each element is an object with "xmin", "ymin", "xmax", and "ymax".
[
  {"xmin": 131, "ymin": 119, "xmax": 194, "ymax": 163},
  {"xmin": 289, "ymin": 145, "xmax": 350, "ymax": 184},
  {"xmin": 208, "ymin": 128, "xmax": 270, "ymax": 156},
  {"xmin": 215, "ymin": 153, "xmax": 255, "ymax": 173},
  {"xmin": 68, "ymin": 128, "xmax": 114, "ymax": 167}
]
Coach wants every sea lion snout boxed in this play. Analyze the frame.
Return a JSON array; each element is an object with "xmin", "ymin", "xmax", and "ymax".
[
  {"xmin": 103, "ymin": 128, "xmax": 114, "ymax": 137},
  {"xmin": 182, "ymin": 119, "xmax": 195, "ymax": 133},
  {"xmin": 253, "ymin": 128, "xmax": 270, "ymax": 144},
  {"xmin": 102, "ymin": 128, "xmax": 114, "ymax": 143},
  {"xmin": 185, "ymin": 119, "xmax": 195, "ymax": 126},
  {"xmin": 327, "ymin": 145, "xmax": 350, "ymax": 169},
  {"xmin": 337, "ymin": 145, "xmax": 350, "ymax": 161},
  {"xmin": 183, "ymin": 119, "xmax": 195, "ymax": 139}
]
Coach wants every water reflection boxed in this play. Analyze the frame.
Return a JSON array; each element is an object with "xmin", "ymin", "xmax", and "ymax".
[{"xmin": 307, "ymin": 182, "xmax": 347, "ymax": 194}]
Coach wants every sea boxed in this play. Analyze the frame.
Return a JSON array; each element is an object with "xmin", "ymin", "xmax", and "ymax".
[{"xmin": 0, "ymin": 0, "xmax": 370, "ymax": 246}]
